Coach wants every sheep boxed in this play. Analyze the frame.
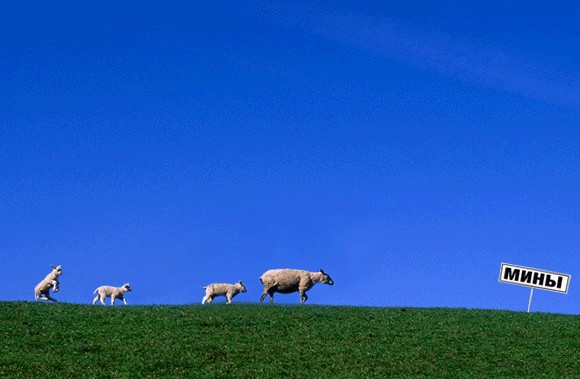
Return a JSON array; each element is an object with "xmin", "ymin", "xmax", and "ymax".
[
  {"xmin": 202, "ymin": 281, "xmax": 247, "ymax": 304},
  {"xmin": 93, "ymin": 283, "xmax": 132, "ymax": 305},
  {"xmin": 34, "ymin": 265, "xmax": 62, "ymax": 302},
  {"xmin": 259, "ymin": 268, "xmax": 334, "ymax": 304}
]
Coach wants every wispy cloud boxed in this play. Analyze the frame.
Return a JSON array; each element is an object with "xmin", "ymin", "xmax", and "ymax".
[{"xmin": 262, "ymin": 4, "xmax": 580, "ymax": 111}]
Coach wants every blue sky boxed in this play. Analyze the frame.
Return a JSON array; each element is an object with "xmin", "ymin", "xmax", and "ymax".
[{"xmin": 1, "ymin": 1, "xmax": 578, "ymax": 313}]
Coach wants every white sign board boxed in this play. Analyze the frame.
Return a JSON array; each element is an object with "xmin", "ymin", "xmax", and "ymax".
[{"xmin": 499, "ymin": 263, "xmax": 570, "ymax": 294}]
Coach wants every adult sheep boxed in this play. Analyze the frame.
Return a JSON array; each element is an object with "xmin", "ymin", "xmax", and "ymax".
[
  {"xmin": 34, "ymin": 264, "xmax": 62, "ymax": 302},
  {"xmin": 202, "ymin": 281, "xmax": 247, "ymax": 304},
  {"xmin": 93, "ymin": 283, "xmax": 132, "ymax": 305},
  {"xmin": 259, "ymin": 269, "xmax": 334, "ymax": 304}
]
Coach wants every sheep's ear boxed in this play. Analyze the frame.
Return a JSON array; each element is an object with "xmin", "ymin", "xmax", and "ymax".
[
  {"xmin": 239, "ymin": 281, "xmax": 243, "ymax": 285},
  {"xmin": 320, "ymin": 269, "xmax": 325, "ymax": 274},
  {"xmin": 51, "ymin": 265, "xmax": 56, "ymax": 269}
]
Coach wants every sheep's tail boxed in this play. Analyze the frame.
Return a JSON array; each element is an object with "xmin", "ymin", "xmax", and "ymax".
[{"xmin": 93, "ymin": 288, "xmax": 99, "ymax": 294}]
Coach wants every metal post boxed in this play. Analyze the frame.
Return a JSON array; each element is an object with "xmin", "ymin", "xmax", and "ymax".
[{"xmin": 527, "ymin": 288, "xmax": 534, "ymax": 313}]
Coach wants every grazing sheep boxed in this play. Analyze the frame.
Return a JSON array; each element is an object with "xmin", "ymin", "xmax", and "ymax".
[
  {"xmin": 259, "ymin": 268, "xmax": 334, "ymax": 304},
  {"xmin": 202, "ymin": 281, "xmax": 247, "ymax": 304},
  {"xmin": 34, "ymin": 265, "xmax": 62, "ymax": 302},
  {"xmin": 93, "ymin": 283, "xmax": 132, "ymax": 305}
]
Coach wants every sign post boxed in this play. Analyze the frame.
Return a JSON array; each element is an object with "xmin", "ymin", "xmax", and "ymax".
[{"xmin": 499, "ymin": 263, "xmax": 571, "ymax": 312}]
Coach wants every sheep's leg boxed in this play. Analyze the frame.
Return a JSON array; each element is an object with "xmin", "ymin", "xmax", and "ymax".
[
  {"xmin": 122, "ymin": 298, "xmax": 128, "ymax": 305},
  {"xmin": 111, "ymin": 296, "xmax": 115, "ymax": 306},
  {"xmin": 226, "ymin": 294, "xmax": 232, "ymax": 304},
  {"xmin": 45, "ymin": 294, "xmax": 58, "ymax": 302},
  {"xmin": 38, "ymin": 291, "xmax": 53, "ymax": 301},
  {"xmin": 299, "ymin": 291, "xmax": 309, "ymax": 304},
  {"xmin": 99, "ymin": 296, "xmax": 105, "ymax": 305},
  {"xmin": 92, "ymin": 295, "xmax": 99, "ymax": 305},
  {"xmin": 206, "ymin": 296, "xmax": 213, "ymax": 304},
  {"xmin": 259, "ymin": 291, "xmax": 268, "ymax": 303},
  {"xmin": 269, "ymin": 290, "xmax": 275, "ymax": 304}
]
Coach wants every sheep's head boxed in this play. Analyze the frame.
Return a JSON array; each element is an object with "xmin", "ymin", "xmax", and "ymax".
[
  {"xmin": 237, "ymin": 281, "xmax": 247, "ymax": 293},
  {"xmin": 319, "ymin": 269, "xmax": 334, "ymax": 286},
  {"xmin": 51, "ymin": 265, "xmax": 63, "ymax": 276},
  {"xmin": 123, "ymin": 283, "xmax": 132, "ymax": 292}
]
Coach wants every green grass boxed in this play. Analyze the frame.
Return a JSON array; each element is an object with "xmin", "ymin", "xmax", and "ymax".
[{"xmin": 0, "ymin": 302, "xmax": 578, "ymax": 378}]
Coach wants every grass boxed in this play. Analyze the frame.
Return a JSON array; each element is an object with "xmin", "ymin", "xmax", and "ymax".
[{"xmin": 0, "ymin": 302, "xmax": 578, "ymax": 378}]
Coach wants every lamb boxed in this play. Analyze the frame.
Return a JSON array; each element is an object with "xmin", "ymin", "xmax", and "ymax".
[
  {"xmin": 93, "ymin": 283, "xmax": 132, "ymax": 305},
  {"xmin": 202, "ymin": 281, "xmax": 247, "ymax": 304},
  {"xmin": 34, "ymin": 265, "xmax": 62, "ymax": 302},
  {"xmin": 259, "ymin": 268, "xmax": 334, "ymax": 304}
]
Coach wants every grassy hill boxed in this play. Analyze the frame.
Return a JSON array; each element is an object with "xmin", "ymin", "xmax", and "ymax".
[{"xmin": 0, "ymin": 302, "xmax": 578, "ymax": 378}]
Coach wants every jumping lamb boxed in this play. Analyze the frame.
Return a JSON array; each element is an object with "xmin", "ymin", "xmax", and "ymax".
[
  {"xmin": 202, "ymin": 281, "xmax": 247, "ymax": 304},
  {"xmin": 34, "ymin": 264, "xmax": 62, "ymax": 302},
  {"xmin": 259, "ymin": 268, "xmax": 334, "ymax": 304},
  {"xmin": 93, "ymin": 283, "xmax": 132, "ymax": 305}
]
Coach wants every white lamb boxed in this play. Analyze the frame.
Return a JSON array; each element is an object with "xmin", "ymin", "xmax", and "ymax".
[
  {"xmin": 34, "ymin": 265, "xmax": 62, "ymax": 302},
  {"xmin": 202, "ymin": 281, "xmax": 247, "ymax": 304},
  {"xmin": 259, "ymin": 268, "xmax": 334, "ymax": 304},
  {"xmin": 93, "ymin": 283, "xmax": 132, "ymax": 305}
]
